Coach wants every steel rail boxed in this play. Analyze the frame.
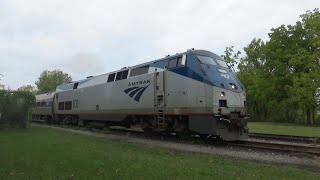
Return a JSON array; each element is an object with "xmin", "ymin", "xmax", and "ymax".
[
  {"xmin": 227, "ymin": 140, "xmax": 320, "ymax": 156},
  {"xmin": 249, "ymin": 133, "xmax": 320, "ymax": 144}
]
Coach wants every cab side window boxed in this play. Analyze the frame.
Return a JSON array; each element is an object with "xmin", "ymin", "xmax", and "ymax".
[
  {"xmin": 130, "ymin": 66, "xmax": 149, "ymax": 77},
  {"xmin": 168, "ymin": 58, "xmax": 178, "ymax": 69},
  {"xmin": 167, "ymin": 56, "xmax": 184, "ymax": 69}
]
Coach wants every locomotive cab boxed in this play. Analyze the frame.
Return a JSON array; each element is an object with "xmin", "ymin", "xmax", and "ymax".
[{"xmin": 184, "ymin": 50, "xmax": 248, "ymax": 140}]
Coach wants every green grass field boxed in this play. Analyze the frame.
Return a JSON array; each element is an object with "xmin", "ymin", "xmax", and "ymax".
[
  {"xmin": 0, "ymin": 127, "xmax": 319, "ymax": 179},
  {"xmin": 249, "ymin": 122, "xmax": 320, "ymax": 137}
]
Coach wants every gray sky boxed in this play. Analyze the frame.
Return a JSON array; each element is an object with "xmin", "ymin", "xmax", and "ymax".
[{"xmin": 0, "ymin": 0, "xmax": 319, "ymax": 89}]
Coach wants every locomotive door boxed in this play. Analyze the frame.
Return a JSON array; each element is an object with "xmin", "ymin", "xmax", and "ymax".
[
  {"xmin": 154, "ymin": 69, "xmax": 166, "ymax": 129},
  {"xmin": 154, "ymin": 70, "xmax": 165, "ymax": 108}
]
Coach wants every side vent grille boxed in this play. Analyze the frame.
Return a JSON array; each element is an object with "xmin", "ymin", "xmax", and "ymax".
[{"xmin": 219, "ymin": 100, "xmax": 227, "ymax": 107}]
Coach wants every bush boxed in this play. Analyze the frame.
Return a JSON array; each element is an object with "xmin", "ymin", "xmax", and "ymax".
[{"xmin": 0, "ymin": 90, "xmax": 35, "ymax": 128}]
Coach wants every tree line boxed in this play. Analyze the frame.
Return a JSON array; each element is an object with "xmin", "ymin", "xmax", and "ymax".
[
  {"xmin": 0, "ymin": 70, "xmax": 71, "ymax": 128},
  {"xmin": 222, "ymin": 9, "xmax": 320, "ymax": 125}
]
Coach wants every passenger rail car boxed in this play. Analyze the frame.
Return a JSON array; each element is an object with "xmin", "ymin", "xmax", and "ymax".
[
  {"xmin": 32, "ymin": 92, "xmax": 54, "ymax": 123},
  {"xmin": 32, "ymin": 49, "xmax": 248, "ymax": 141}
]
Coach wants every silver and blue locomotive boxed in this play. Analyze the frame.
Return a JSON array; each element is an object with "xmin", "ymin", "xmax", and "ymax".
[{"xmin": 32, "ymin": 49, "xmax": 248, "ymax": 141}]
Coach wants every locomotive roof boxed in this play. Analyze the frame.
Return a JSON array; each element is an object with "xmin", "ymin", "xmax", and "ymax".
[
  {"xmin": 56, "ymin": 49, "xmax": 222, "ymax": 91},
  {"xmin": 35, "ymin": 92, "xmax": 55, "ymax": 101},
  {"xmin": 71, "ymin": 49, "xmax": 220, "ymax": 78},
  {"xmin": 124, "ymin": 49, "xmax": 222, "ymax": 70}
]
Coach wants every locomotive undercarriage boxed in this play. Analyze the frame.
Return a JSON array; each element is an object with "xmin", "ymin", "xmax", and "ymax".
[
  {"xmin": 138, "ymin": 115, "xmax": 190, "ymax": 134},
  {"xmin": 32, "ymin": 113, "xmax": 248, "ymax": 141},
  {"xmin": 135, "ymin": 115, "xmax": 248, "ymax": 141}
]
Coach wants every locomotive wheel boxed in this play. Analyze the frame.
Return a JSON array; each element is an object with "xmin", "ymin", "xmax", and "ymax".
[
  {"xmin": 176, "ymin": 132, "xmax": 190, "ymax": 140},
  {"xmin": 199, "ymin": 134, "xmax": 209, "ymax": 140},
  {"xmin": 124, "ymin": 123, "xmax": 131, "ymax": 129},
  {"xmin": 125, "ymin": 125, "xmax": 131, "ymax": 128},
  {"xmin": 45, "ymin": 116, "xmax": 52, "ymax": 124}
]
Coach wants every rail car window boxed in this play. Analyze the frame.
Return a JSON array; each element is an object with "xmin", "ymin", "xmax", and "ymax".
[
  {"xmin": 58, "ymin": 102, "xmax": 65, "ymax": 110},
  {"xmin": 107, "ymin": 73, "xmax": 116, "ymax": 82},
  {"xmin": 73, "ymin": 82, "xmax": 79, "ymax": 89},
  {"xmin": 47, "ymin": 101, "xmax": 52, "ymax": 107},
  {"xmin": 36, "ymin": 102, "xmax": 40, "ymax": 107},
  {"xmin": 65, "ymin": 101, "xmax": 72, "ymax": 110},
  {"xmin": 130, "ymin": 66, "xmax": 149, "ymax": 77},
  {"xmin": 41, "ymin": 101, "xmax": 45, "ymax": 106},
  {"xmin": 115, "ymin": 70, "xmax": 129, "ymax": 81},
  {"xmin": 168, "ymin": 59, "xmax": 178, "ymax": 68},
  {"xmin": 197, "ymin": 55, "xmax": 217, "ymax": 66}
]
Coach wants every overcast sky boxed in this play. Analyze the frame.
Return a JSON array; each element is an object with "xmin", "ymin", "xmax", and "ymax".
[{"xmin": 0, "ymin": 0, "xmax": 319, "ymax": 89}]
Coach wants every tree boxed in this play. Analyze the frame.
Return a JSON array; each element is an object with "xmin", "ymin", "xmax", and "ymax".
[
  {"xmin": 221, "ymin": 46, "xmax": 241, "ymax": 71},
  {"xmin": 229, "ymin": 9, "xmax": 320, "ymax": 124},
  {"xmin": 35, "ymin": 70, "xmax": 72, "ymax": 94},
  {"xmin": 17, "ymin": 85, "xmax": 37, "ymax": 93},
  {"xmin": 0, "ymin": 90, "xmax": 35, "ymax": 128},
  {"xmin": 287, "ymin": 9, "xmax": 320, "ymax": 124}
]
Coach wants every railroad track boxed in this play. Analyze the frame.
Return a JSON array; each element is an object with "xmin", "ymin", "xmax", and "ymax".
[
  {"xmin": 107, "ymin": 127, "xmax": 320, "ymax": 157},
  {"xmin": 249, "ymin": 133, "xmax": 320, "ymax": 144},
  {"xmin": 227, "ymin": 140, "xmax": 320, "ymax": 156},
  {"xmin": 33, "ymin": 123, "xmax": 320, "ymax": 157}
]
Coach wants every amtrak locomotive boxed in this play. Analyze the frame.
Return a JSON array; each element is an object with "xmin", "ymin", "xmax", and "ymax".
[{"xmin": 32, "ymin": 49, "xmax": 248, "ymax": 141}]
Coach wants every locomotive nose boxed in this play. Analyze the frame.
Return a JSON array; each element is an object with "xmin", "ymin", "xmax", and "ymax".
[{"xmin": 214, "ymin": 88, "xmax": 246, "ymax": 116}]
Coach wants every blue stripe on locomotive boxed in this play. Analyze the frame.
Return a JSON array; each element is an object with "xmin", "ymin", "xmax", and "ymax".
[{"xmin": 149, "ymin": 50, "xmax": 244, "ymax": 93}]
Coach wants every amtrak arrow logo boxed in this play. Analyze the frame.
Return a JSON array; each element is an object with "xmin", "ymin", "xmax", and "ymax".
[{"xmin": 124, "ymin": 85, "xmax": 150, "ymax": 102}]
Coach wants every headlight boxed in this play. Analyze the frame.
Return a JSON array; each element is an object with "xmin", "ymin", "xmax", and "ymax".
[
  {"xmin": 229, "ymin": 83, "xmax": 238, "ymax": 90},
  {"xmin": 221, "ymin": 92, "xmax": 225, "ymax": 97}
]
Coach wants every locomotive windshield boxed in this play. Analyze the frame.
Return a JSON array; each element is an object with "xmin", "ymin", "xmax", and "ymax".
[
  {"xmin": 197, "ymin": 55, "xmax": 229, "ymax": 68},
  {"xmin": 216, "ymin": 59, "xmax": 228, "ymax": 68},
  {"xmin": 197, "ymin": 55, "xmax": 217, "ymax": 66}
]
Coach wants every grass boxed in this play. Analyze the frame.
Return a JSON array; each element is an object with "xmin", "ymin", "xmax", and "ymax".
[
  {"xmin": 249, "ymin": 122, "xmax": 320, "ymax": 137},
  {"xmin": 0, "ymin": 127, "xmax": 320, "ymax": 179}
]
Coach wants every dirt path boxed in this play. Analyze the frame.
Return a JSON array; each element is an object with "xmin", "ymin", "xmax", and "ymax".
[{"xmin": 33, "ymin": 124, "xmax": 320, "ymax": 170}]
